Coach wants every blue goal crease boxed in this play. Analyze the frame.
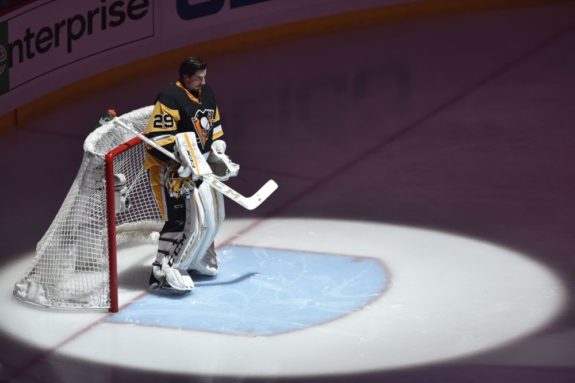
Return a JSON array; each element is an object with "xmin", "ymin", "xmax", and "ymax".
[{"xmin": 107, "ymin": 245, "xmax": 388, "ymax": 336}]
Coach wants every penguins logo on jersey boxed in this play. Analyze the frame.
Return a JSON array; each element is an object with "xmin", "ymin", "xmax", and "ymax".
[{"xmin": 192, "ymin": 109, "xmax": 215, "ymax": 147}]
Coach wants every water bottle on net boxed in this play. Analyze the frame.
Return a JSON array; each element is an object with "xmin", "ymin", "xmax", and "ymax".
[{"xmin": 98, "ymin": 108, "xmax": 117, "ymax": 126}]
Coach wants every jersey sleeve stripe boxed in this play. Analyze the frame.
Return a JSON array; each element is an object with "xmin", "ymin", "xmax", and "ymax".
[{"xmin": 212, "ymin": 125, "xmax": 223, "ymax": 140}]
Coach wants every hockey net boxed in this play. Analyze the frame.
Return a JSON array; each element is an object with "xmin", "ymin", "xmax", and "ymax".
[{"xmin": 13, "ymin": 106, "xmax": 163, "ymax": 312}]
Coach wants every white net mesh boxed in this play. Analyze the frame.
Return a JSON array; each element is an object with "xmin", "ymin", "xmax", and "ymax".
[{"xmin": 13, "ymin": 106, "xmax": 163, "ymax": 310}]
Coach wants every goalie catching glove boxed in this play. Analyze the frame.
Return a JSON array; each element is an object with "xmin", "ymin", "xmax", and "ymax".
[{"xmin": 208, "ymin": 140, "xmax": 239, "ymax": 181}]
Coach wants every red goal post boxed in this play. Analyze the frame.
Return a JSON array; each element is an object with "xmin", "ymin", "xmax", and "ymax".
[{"xmin": 105, "ymin": 136, "xmax": 144, "ymax": 312}]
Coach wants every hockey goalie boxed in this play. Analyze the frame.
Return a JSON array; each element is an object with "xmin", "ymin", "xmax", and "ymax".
[
  {"xmin": 144, "ymin": 57, "xmax": 239, "ymax": 293},
  {"xmin": 13, "ymin": 57, "xmax": 275, "ymax": 310}
]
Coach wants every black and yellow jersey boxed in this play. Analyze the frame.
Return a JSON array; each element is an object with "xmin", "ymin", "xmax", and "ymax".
[{"xmin": 144, "ymin": 81, "xmax": 223, "ymax": 169}]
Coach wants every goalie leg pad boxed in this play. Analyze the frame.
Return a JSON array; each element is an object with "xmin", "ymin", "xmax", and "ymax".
[
  {"xmin": 181, "ymin": 181, "xmax": 226, "ymax": 275},
  {"xmin": 150, "ymin": 192, "xmax": 199, "ymax": 291},
  {"xmin": 153, "ymin": 179, "xmax": 225, "ymax": 281}
]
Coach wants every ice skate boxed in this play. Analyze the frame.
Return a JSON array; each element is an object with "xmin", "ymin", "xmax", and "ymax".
[{"xmin": 149, "ymin": 261, "xmax": 194, "ymax": 294}]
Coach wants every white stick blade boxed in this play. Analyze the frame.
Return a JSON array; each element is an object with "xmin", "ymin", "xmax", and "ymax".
[{"xmin": 244, "ymin": 180, "xmax": 278, "ymax": 210}]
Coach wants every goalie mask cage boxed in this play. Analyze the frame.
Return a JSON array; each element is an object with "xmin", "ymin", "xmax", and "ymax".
[{"xmin": 13, "ymin": 106, "xmax": 163, "ymax": 312}]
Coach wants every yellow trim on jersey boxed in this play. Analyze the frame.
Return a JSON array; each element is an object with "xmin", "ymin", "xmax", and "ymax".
[
  {"xmin": 154, "ymin": 135, "xmax": 176, "ymax": 147},
  {"xmin": 176, "ymin": 81, "xmax": 201, "ymax": 104},
  {"xmin": 214, "ymin": 107, "xmax": 221, "ymax": 123},
  {"xmin": 212, "ymin": 126, "xmax": 223, "ymax": 140},
  {"xmin": 213, "ymin": 107, "xmax": 223, "ymax": 139}
]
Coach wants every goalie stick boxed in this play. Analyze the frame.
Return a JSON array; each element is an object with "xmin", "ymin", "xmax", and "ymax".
[{"xmin": 113, "ymin": 118, "xmax": 278, "ymax": 210}]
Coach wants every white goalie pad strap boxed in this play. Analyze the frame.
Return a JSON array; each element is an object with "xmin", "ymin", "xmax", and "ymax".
[{"xmin": 174, "ymin": 132, "xmax": 212, "ymax": 178}]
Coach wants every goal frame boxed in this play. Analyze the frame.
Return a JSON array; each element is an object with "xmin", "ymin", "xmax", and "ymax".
[{"xmin": 12, "ymin": 106, "xmax": 163, "ymax": 312}]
